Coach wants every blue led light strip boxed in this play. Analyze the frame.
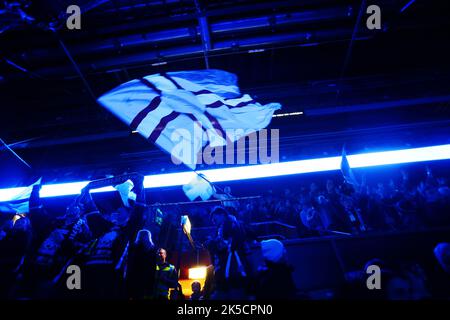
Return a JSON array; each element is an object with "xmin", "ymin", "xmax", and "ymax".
[{"xmin": 1, "ymin": 144, "xmax": 449, "ymax": 201}]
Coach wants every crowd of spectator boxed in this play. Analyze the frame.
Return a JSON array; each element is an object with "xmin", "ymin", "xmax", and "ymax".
[
  {"xmin": 187, "ymin": 166, "xmax": 450, "ymax": 237},
  {"xmin": 0, "ymin": 164, "xmax": 449, "ymax": 300}
]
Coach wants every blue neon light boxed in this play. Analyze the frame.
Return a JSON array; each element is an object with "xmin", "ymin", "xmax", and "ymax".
[{"xmin": 0, "ymin": 144, "xmax": 449, "ymax": 201}]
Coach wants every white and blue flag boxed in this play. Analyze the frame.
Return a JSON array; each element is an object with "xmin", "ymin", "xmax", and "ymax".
[{"xmin": 98, "ymin": 69, "xmax": 281, "ymax": 169}]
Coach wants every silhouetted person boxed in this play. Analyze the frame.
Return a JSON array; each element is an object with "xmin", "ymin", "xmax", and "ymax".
[
  {"xmin": 207, "ymin": 206, "xmax": 250, "ymax": 299},
  {"xmin": 126, "ymin": 229, "xmax": 156, "ymax": 299},
  {"xmin": 190, "ymin": 281, "xmax": 202, "ymax": 300},
  {"xmin": 170, "ymin": 282, "xmax": 185, "ymax": 300},
  {"xmin": 82, "ymin": 176, "xmax": 145, "ymax": 299}
]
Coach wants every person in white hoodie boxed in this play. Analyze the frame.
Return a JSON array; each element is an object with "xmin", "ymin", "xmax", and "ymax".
[{"xmin": 253, "ymin": 239, "xmax": 297, "ymax": 300}]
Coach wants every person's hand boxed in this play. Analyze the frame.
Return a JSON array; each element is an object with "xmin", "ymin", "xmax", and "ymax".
[
  {"xmin": 80, "ymin": 185, "xmax": 89, "ymax": 197},
  {"xmin": 130, "ymin": 175, "xmax": 144, "ymax": 197},
  {"xmin": 31, "ymin": 183, "xmax": 42, "ymax": 195},
  {"xmin": 80, "ymin": 187, "xmax": 93, "ymax": 204},
  {"xmin": 131, "ymin": 174, "xmax": 144, "ymax": 188}
]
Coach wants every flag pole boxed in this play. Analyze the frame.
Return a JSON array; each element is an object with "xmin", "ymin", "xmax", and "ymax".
[
  {"xmin": 51, "ymin": 29, "xmax": 97, "ymax": 102},
  {"xmin": 0, "ymin": 138, "xmax": 31, "ymax": 168}
]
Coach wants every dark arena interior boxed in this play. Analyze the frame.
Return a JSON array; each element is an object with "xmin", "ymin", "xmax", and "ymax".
[{"xmin": 1, "ymin": 0, "xmax": 450, "ymax": 305}]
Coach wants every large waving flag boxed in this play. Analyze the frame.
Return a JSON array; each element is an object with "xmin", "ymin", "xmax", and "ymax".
[{"xmin": 98, "ymin": 69, "xmax": 281, "ymax": 169}]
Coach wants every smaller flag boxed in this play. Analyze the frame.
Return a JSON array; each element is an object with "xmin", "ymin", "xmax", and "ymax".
[
  {"xmin": 0, "ymin": 178, "xmax": 42, "ymax": 214},
  {"xmin": 114, "ymin": 179, "xmax": 137, "ymax": 207},
  {"xmin": 340, "ymin": 147, "xmax": 358, "ymax": 186},
  {"xmin": 182, "ymin": 174, "xmax": 214, "ymax": 201}
]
